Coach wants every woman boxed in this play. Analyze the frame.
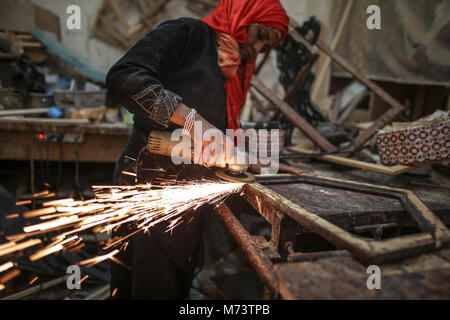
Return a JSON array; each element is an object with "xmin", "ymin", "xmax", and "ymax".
[{"xmin": 106, "ymin": 0, "xmax": 289, "ymax": 299}]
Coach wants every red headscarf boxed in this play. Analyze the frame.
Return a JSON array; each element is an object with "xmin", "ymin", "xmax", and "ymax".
[{"xmin": 203, "ymin": 0, "xmax": 289, "ymax": 130}]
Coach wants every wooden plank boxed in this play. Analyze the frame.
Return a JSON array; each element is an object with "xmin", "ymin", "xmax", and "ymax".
[
  {"xmin": 0, "ymin": 108, "xmax": 49, "ymax": 117},
  {"xmin": 92, "ymin": 27, "xmax": 124, "ymax": 49},
  {"xmin": 127, "ymin": 0, "xmax": 172, "ymax": 37},
  {"xmin": 250, "ymin": 78, "xmax": 337, "ymax": 153},
  {"xmin": 138, "ymin": 0, "xmax": 149, "ymax": 12},
  {"xmin": 17, "ymin": 41, "xmax": 42, "ymax": 48},
  {"xmin": 107, "ymin": 0, "xmax": 129, "ymax": 31},
  {"xmin": 98, "ymin": 15, "xmax": 130, "ymax": 49},
  {"xmin": 287, "ymin": 145, "xmax": 417, "ymax": 176}
]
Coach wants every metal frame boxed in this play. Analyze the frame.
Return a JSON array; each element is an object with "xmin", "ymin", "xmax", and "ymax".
[
  {"xmin": 241, "ymin": 175, "xmax": 450, "ymax": 265},
  {"xmin": 215, "ymin": 175, "xmax": 450, "ymax": 296}
]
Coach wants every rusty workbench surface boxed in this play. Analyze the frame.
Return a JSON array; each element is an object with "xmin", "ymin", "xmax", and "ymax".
[
  {"xmin": 260, "ymin": 160, "xmax": 450, "ymax": 230},
  {"xmin": 275, "ymin": 248, "xmax": 450, "ymax": 300},
  {"xmin": 220, "ymin": 158, "xmax": 450, "ymax": 299}
]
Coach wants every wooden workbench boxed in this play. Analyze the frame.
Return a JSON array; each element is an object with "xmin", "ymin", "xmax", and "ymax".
[
  {"xmin": 0, "ymin": 118, "xmax": 131, "ymax": 163},
  {"xmin": 225, "ymin": 160, "xmax": 450, "ymax": 299}
]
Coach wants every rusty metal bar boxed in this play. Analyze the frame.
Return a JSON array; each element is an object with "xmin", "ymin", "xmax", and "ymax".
[
  {"xmin": 215, "ymin": 204, "xmax": 279, "ymax": 294},
  {"xmin": 251, "ymin": 78, "xmax": 337, "ymax": 153}
]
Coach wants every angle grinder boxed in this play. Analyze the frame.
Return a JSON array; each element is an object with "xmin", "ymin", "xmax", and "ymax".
[{"xmin": 146, "ymin": 131, "xmax": 255, "ymax": 183}]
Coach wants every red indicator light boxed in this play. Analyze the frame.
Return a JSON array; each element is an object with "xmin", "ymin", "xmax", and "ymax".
[{"xmin": 37, "ymin": 133, "xmax": 45, "ymax": 140}]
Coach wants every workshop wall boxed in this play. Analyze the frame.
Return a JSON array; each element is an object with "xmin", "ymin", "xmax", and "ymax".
[{"xmin": 30, "ymin": 0, "xmax": 334, "ymax": 73}]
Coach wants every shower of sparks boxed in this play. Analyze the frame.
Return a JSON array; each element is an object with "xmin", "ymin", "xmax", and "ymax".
[
  {"xmin": 29, "ymin": 276, "xmax": 38, "ymax": 285},
  {"xmin": 0, "ymin": 180, "xmax": 244, "ymax": 282}
]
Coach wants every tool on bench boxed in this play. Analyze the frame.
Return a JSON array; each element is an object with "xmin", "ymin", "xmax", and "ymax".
[{"xmin": 146, "ymin": 131, "xmax": 255, "ymax": 183}]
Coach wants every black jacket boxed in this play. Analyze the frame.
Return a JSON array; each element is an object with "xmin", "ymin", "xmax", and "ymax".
[
  {"xmin": 107, "ymin": 18, "xmax": 228, "ymax": 134},
  {"xmin": 106, "ymin": 19, "xmax": 229, "ymax": 299}
]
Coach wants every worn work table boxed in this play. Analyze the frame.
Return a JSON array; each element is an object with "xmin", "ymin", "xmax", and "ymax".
[
  {"xmin": 265, "ymin": 160, "xmax": 450, "ymax": 231},
  {"xmin": 0, "ymin": 118, "xmax": 131, "ymax": 163},
  {"xmin": 220, "ymin": 159, "xmax": 450, "ymax": 299},
  {"xmin": 275, "ymin": 249, "xmax": 450, "ymax": 299}
]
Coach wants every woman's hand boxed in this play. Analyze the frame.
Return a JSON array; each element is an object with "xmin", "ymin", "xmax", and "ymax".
[{"xmin": 170, "ymin": 103, "xmax": 234, "ymax": 167}]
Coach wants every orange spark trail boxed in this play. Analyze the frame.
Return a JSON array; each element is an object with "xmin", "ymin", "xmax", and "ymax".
[{"xmin": 0, "ymin": 180, "xmax": 244, "ymax": 273}]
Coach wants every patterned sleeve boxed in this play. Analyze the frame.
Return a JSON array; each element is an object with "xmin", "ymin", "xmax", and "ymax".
[
  {"xmin": 106, "ymin": 20, "xmax": 193, "ymax": 129},
  {"xmin": 131, "ymin": 85, "xmax": 182, "ymax": 128}
]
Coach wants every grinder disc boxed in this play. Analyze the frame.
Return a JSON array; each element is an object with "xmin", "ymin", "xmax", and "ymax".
[{"xmin": 216, "ymin": 169, "xmax": 255, "ymax": 183}]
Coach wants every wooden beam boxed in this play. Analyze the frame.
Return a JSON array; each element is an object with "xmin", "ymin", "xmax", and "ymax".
[
  {"xmin": 128, "ymin": 0, "xmax": 172, "ymax": 36},
  {"xmin": 0, "ymin": 108, "xmax": 49, "ymax": 117},
  {"xmin": 287, "ymin": 145, "xmax": 417, "ymax": 176},
  {"xmin": 98, "ymin": 15, "xmax": 130, "ymax": 49},
  {"xmin": 108, "ymin": 0, "xmax": 129, "ymax": 31},
  {"xmin": 290, "ymin": 18, "xmax": 408, "ymax": 153},
  {"xmin": 92, "ymin": 27, "xmax": 124, "ymax": 49},
  {"xmin": 138, "ymin": 0, "xmax": 149, "ymax": 12},
  {"xmin": 251, "ymin": 77, "xmax": 337, "ymax": 153}
]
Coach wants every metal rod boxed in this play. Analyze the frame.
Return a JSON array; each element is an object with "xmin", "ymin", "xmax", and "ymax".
[{"xmin": 215, "ymin": 204, "xmax": 279, "ymax": 294}]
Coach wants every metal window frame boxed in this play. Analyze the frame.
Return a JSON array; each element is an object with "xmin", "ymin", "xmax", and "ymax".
[{"xmin": 238, "ymin": 175, "xmax": 450, "ymax": 265}]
